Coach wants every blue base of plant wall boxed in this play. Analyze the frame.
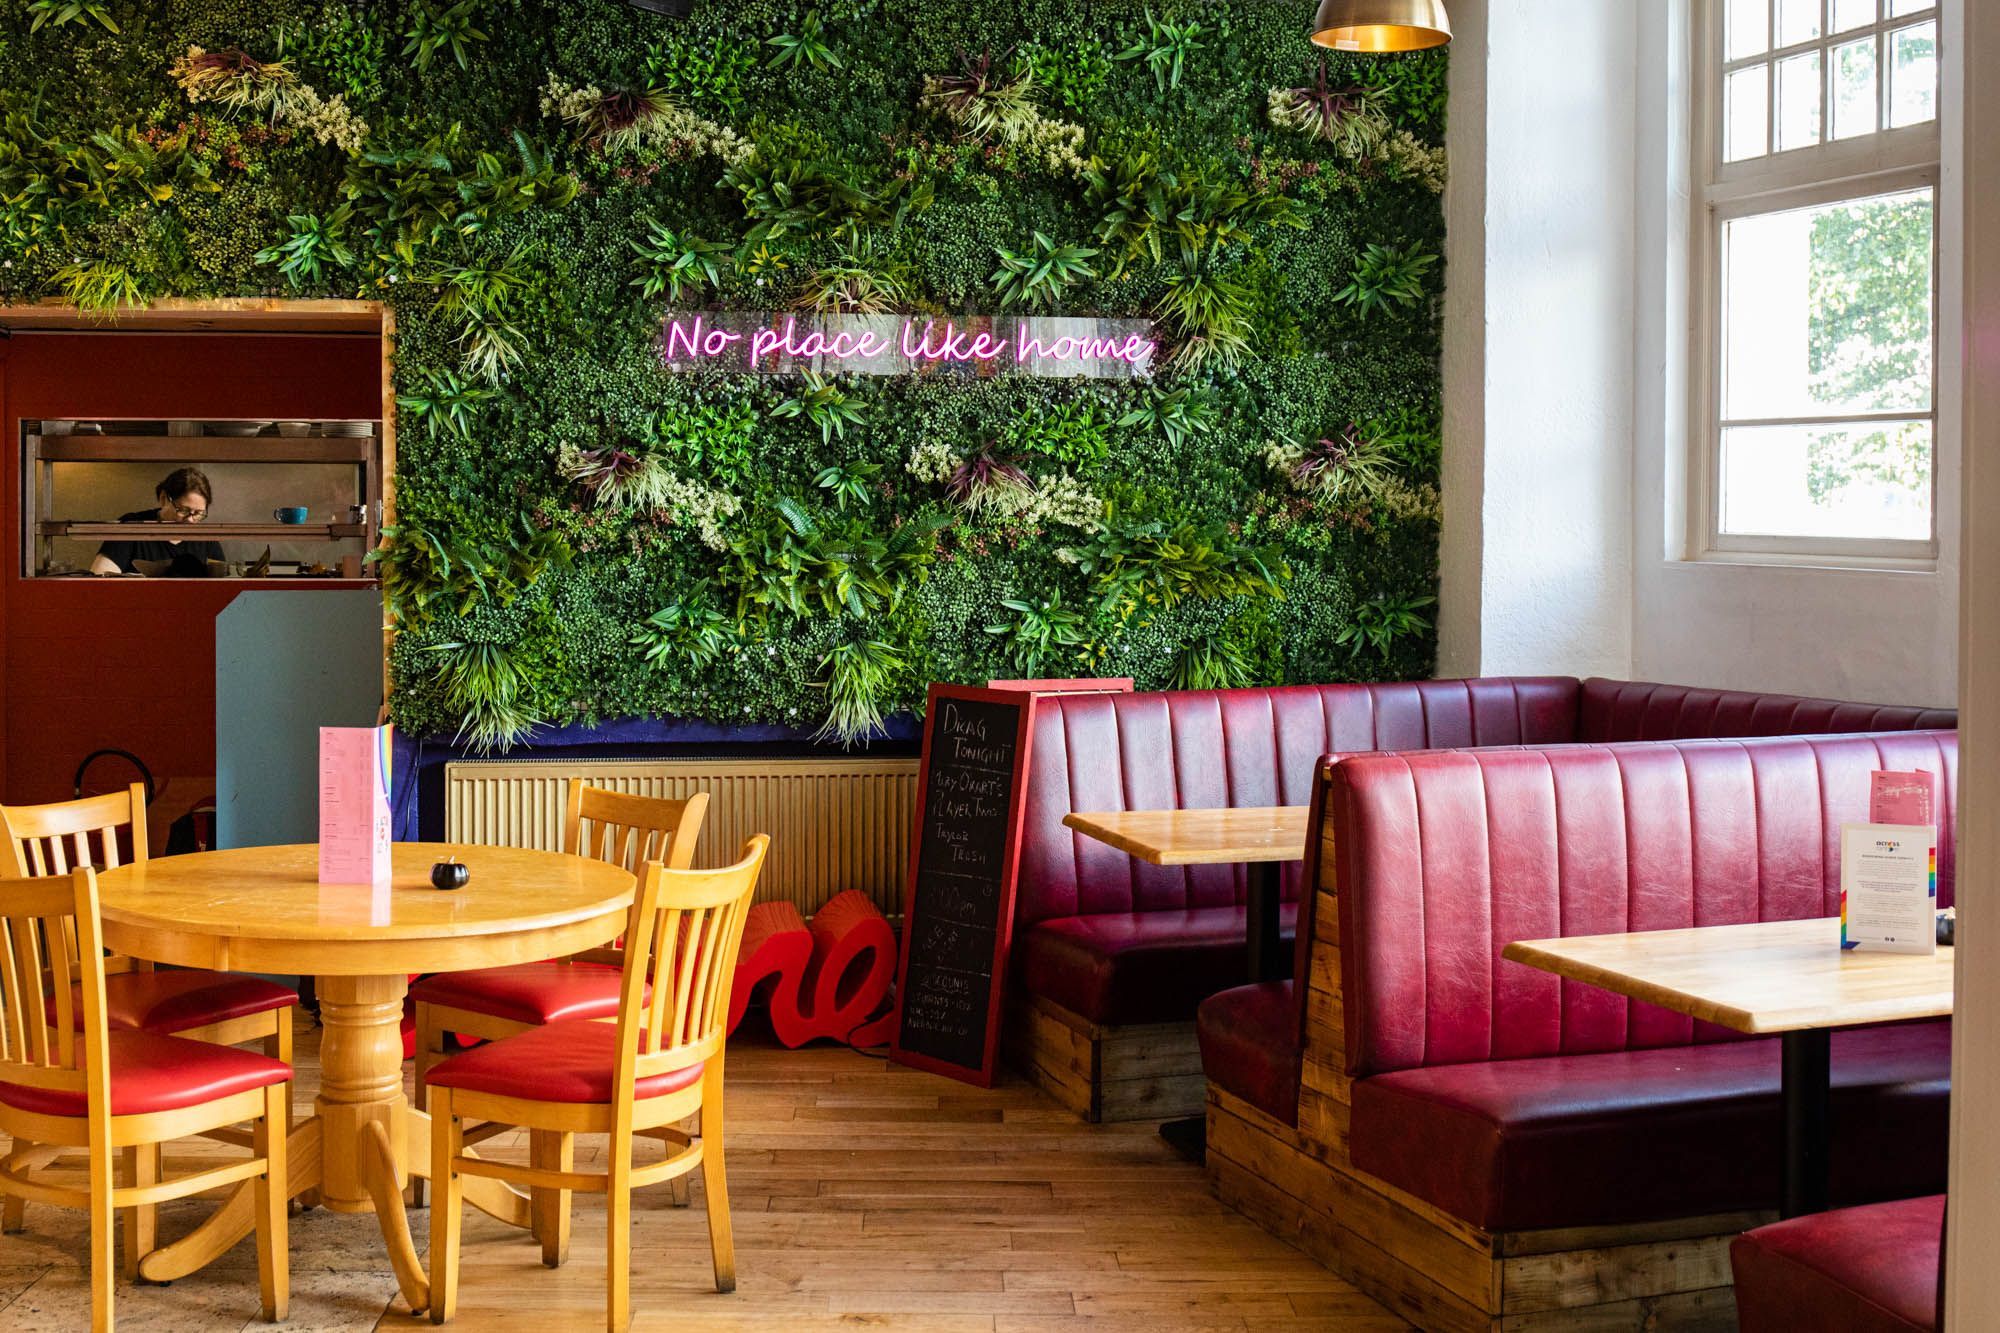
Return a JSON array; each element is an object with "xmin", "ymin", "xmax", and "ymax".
[{"xmin": 390, "ymin": 714, "xmax": 923, "ymax": 843}]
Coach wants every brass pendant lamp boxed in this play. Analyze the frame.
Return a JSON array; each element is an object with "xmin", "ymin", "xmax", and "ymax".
[{"xmin": 1309, "ymin": 0, "xmax": 1452, "ymax": 52}]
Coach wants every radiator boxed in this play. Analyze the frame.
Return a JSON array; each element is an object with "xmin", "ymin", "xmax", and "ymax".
[{"xmin": 442, "ymin": 758, "xmax": 919, "ymax": 916}]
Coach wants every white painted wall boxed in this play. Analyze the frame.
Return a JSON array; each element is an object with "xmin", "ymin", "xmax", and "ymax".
[
  {"xmin": 1625, "ymin": 3, "xmax": 1961, "ymax": 708},
  {"xmin": 1437, "ymin": 0, "xmax": 1635, "ymax": 680},
  {"xmin": 1442, "ymin": 3, "xmax": 1958, "ymax": 709}
]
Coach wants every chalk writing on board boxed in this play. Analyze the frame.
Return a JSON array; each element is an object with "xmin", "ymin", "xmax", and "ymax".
[{"xmin": 895, "ymin": 693, "xmax": 1027, "ymax": 1076}]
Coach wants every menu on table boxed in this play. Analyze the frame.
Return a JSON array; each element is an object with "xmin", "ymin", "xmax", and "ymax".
[
  {"xmin": 1840, "ymin": 769, "xmax": 1937, "ymax": 954},
  {"xmin": 319, "ymin": 725, "xmax": 392, "ymax": 886}
]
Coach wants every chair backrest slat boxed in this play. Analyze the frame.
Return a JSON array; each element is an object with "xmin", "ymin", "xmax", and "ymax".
[
  {"xmin": 0, "ymin": 921, "xmax": 22, "ymax": 1062},
  {"xmin": 617, "ymin": 837, "xmax": 768, "ymax": 1084},
  {"xmin": 12, "ymin": 919, "xmax": 49, "ymax": 1067}
]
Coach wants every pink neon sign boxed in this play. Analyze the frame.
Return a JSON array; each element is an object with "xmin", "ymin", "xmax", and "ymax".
[{"xmin": 660, "ymin": 312, "xmax": 1157, "ymax": 379}]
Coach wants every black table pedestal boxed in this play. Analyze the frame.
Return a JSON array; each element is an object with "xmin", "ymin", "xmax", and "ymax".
[
  {"xmin": 1780, "ymin": 1028, "xmax": 1832, "ymax": 1218},
  {"xmin": 1158, "ymin": 861, "xmax": 1286, "ymax": 1165}
]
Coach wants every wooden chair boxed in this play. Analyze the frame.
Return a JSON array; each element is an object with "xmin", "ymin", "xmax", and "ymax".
[
  {"xmin": 426, "ymin": 836, "xmax": 769, "ymax": 1332},
  {"xmin": 0, "ymin": 868, "xmax": 289, "ymax": 1331},
  {"xmin": 0, "ymin": 785, "xmax": 298, "ymax": 1059},
  {"xmin": 411, "ymin": 786, "xmax": 710, "ymax": 1107},
  {"xmin": 0, "ymin": 785, "xmax": 298, "ymax": 1254}
]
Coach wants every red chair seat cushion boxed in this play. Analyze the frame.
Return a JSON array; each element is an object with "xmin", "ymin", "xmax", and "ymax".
[
  {"xmin": 1349, "ymin": 1022, "xmax": 1951, "ymax": 1231},
  {"xmin": 60, "ymin": 970, "xmax": 297, "ymax": 1034},
  {"xmin": 1014, "ymin": 904, "xmax": 1299, "ymax": 1026},
  {"xmin": 411, "ymin": 962, "xmax": 637, "ymax": 1026},
  {"xmin": 0, "ymin": 1031, "xmax": 291, "ymax": 1118},
  {"xmin": 1196, "ymin": 981, "xmax": 1301, "ymax": 1125},
  {"xmin": 423, "ymin": 1019, "xmax": 703, "ymax": 1105},
  {"xmin": 1731, "ymin": 1194, "xmax": 1944, "ymax": 1332}
]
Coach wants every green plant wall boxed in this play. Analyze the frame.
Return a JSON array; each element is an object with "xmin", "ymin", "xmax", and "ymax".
[{"xmin": 0, "ymin": 0, "xmax": 1446, "ymax": 748}]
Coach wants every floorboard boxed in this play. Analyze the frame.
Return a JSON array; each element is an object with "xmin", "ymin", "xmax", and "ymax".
[{"xmin": 0, "ymin": 1014, "xmax": 1407, "ymax": 1331}]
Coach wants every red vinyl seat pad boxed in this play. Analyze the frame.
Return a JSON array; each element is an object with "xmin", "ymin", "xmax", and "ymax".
[
  {"xmin": 87, "ymin": 970, "xmax": 296, "ymax": 1034},
  {"xmin": 1349, "ymin": 1022, "xmax": 1951, "ymax": 1231},
  {"xmin": 0, "ymin": 1030, "xmax": 291, "ymax": 1118},
  {"xmin": 1196, "ymin": 981, "xmax": 1301, "ymax": 1124},
  {"xmin": 411, "ymin": 962, "xmax": 641, "ymax": 1026},
  {"xmin": 423, "ymin": 1019, "xmax": 702, "ymax": 1105},
  {"xmin": 1014, "ymin": 904, "xmax": 1299, "ymax": 1026},
  {"xmin": 1732, "ymin": 1194, "xmax": 1944, "ymax": 1332}
]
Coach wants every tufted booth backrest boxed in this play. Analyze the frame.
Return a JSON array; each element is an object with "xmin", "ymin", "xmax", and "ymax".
[
  {"xmin": 1014, "ymin": 678, "xmax": 1582, "ymax": 926},
  {"xmin": 1579, "ymin": 678, "xmax": 1957, "ymax": 741},
  {"xmin": 1332, "ymin": 730, "xmax": 1958, "ymax": 1079}
]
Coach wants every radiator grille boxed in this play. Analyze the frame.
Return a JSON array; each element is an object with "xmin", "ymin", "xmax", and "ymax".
[{"xmin": 442, "ymin": 758, "xmax": 918, "ymax": 915}]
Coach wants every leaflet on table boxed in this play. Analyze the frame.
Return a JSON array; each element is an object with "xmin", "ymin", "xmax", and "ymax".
[
  {"xmin": 1840, "ymin": 822, "xmax": 1936, "ymax": 954},
  {"xmin": 319, "ymin": 725, "xmax": 392, "ymax": 885}
]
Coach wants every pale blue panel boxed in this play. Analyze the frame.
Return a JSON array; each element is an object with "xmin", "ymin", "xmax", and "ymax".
[{"xmin": 215, "ymin": 590, "xmax": 382, "ymax": 851}]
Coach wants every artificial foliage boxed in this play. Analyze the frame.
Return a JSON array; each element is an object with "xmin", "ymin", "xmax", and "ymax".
[{"xmin": 0, "ymin": 0, "xmax": 1447, "ymax": 748}]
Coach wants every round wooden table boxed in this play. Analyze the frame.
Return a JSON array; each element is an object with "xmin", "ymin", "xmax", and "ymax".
[{"xmin": 94, "ymin": 842, "xmax": 635, "ymax": 1312}]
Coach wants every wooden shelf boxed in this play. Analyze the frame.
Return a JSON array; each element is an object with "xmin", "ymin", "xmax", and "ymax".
[
  {"xmin": 36, "ymin": 435, "xmax": 375, "ymax": 463},
  {"xmin": 41, "ymin": 521, "xmax": 368, "ymax": 541}
]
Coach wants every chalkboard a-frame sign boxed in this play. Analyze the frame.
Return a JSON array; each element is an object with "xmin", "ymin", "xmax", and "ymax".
[{"xmin": 889, "ymin": 684, "xmax": 1037, "ymax": 1087}]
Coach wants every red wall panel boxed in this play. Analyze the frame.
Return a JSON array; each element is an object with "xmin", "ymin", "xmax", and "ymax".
[{"xmin": 1, "ymin": 333, "xmax": 381, "ymax": 817}]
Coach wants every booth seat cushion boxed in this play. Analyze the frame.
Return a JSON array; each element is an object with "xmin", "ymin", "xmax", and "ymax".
[
  {"xmin": 411, "ymin": 961, "xmax": 636, "ymax": 1026},
  {"xmin": 1196, "ymin": 981, "xmax": 1300, "ymax": 1124},
  {"xmin": 1016, "ymin": 903, "xmax": 1300, "ymax": 1026},
  {"xmin": 1732, "ymin": 1194, "xmax": 1944, "ymax": 1333},
  {"xmin": 1349, "ymin": 1022, "xmax": 1951, "ymax": 1231},
  {"xmin": 423, "ymin": 1019, "xmax": 702, "ymax": 1105},
  {"xmin": 0, "ymin": 1031, "xmax": 291, "ymax": 1118}
]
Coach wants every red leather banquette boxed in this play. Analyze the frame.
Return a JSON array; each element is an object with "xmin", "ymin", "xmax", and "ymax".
[
  {"xmin": 1205, "ymin": 731, "xmax": 1955, "ymax": 1234},
  {"xmin": 1019, "ymin": 677, "xmax": 1954, "ymax": 1031}
]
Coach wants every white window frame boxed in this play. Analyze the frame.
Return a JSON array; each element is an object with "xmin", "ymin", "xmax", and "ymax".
[{"xmin": 1689, "ymin": 0, "xmax": 1942, "ymax": 567}]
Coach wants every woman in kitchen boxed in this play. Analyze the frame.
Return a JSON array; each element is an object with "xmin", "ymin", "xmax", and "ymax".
[{"xmin": 89, "ymin": 466, "xmax": 227, "ymax": 576}]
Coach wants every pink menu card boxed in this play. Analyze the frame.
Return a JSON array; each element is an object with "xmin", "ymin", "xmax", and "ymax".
[
  {"xmin": 319, "ymin": 725, "xmax": 392, "ymax": 885},
  {"xmin": 1870, "ymin": 770, "xmax": 1936, "ymax": 826}
]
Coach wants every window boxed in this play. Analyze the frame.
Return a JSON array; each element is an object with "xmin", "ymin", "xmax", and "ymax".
[{"xmin": 1694, "ymin": 0, "xmax": 1940, "ymax": 562}]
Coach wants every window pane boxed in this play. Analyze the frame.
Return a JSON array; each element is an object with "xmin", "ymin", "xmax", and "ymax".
[
  {"xmin": 1887, "ymin": 0, "xmax": 1932, "ymax": 15},
  {"xmin": 1776, "ymin": 51, "xmax": 1823, "ymax": 150},
  {"xmin": 1889, "ymin": 22, "xmax": 1938, "ymax": 128},
  {"xmin": 1777, "ymin": 0, "xmax": 1822, "ymax": 45},
  {"xmin": 1720, "ymin": 421, "xmax": 1932, "ymax": 541},
  {"xmin": 1832, "ymin": 37, "xmax": 1879, "ymax": 139},
  {"xmin": 1726, "ymin": 65, "xmax": 1771, "ymax": 162},
  {"xmin": 1832, "ymin": 0, "xmax": 1876, "ymax": 32},
  {"xmin": 1727, "ymin": 0, "xmax": 1771, "ymax": 58},
  {"xmin": 1722, "ymin": 188, "xmax": 1934, "ymax": 420}
]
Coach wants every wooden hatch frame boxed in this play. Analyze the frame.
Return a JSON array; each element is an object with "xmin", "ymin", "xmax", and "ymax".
[{"xmin": 0, "ymin": 297, "xmax": 399, "ymax": 703}]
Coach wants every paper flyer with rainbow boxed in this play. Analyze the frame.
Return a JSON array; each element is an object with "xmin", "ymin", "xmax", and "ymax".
[{"xmin": 1840, "ymin": 822, "xmax": 1937, "ymax": 955}]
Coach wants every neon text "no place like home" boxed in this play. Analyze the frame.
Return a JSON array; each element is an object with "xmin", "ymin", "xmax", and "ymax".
[{"xmin": 660, "ymin": 312, "xmax": 1157, "ymax": 378}]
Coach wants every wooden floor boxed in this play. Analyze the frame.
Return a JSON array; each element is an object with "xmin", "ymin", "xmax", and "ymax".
[{"xmin": 0, "ymin": 1015, "xmax": 1406, "ymax": 1331}]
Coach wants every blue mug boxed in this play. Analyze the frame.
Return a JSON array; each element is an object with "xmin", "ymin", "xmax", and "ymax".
[{"xmin": 274, "ymin": 506, "xmax": 308, "ymax": 524}]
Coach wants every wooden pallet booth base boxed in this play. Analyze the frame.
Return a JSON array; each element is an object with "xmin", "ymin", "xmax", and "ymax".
[
  {"xmin": 1206, "ymin": 1087, "xmax": 1753, "ymax": 1331},
  {"xmin": 1192, "ymin": 833, "xmax": 1763, "ymax": 1333},
  {"xmin": 1003, "ymin": 994, "xmax": 1206, "ymax": 1123}
]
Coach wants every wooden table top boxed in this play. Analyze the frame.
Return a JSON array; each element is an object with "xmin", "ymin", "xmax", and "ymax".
[
  {"xmin": 1502, "ymin": 917, "xmax": 1955, "ymax": 1035},
  {"xmin": 96, "ymin": 842, "xmax": 636, "ymax": 977},
  {"xmin": 1062, "ymin": 807, "xmax": 1309, "ymax": 866}
]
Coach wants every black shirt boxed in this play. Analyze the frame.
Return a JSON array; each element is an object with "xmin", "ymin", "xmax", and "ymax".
[{"xmin": 97, "ymin": 510, "xmax": 225, "ymax": 576}]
